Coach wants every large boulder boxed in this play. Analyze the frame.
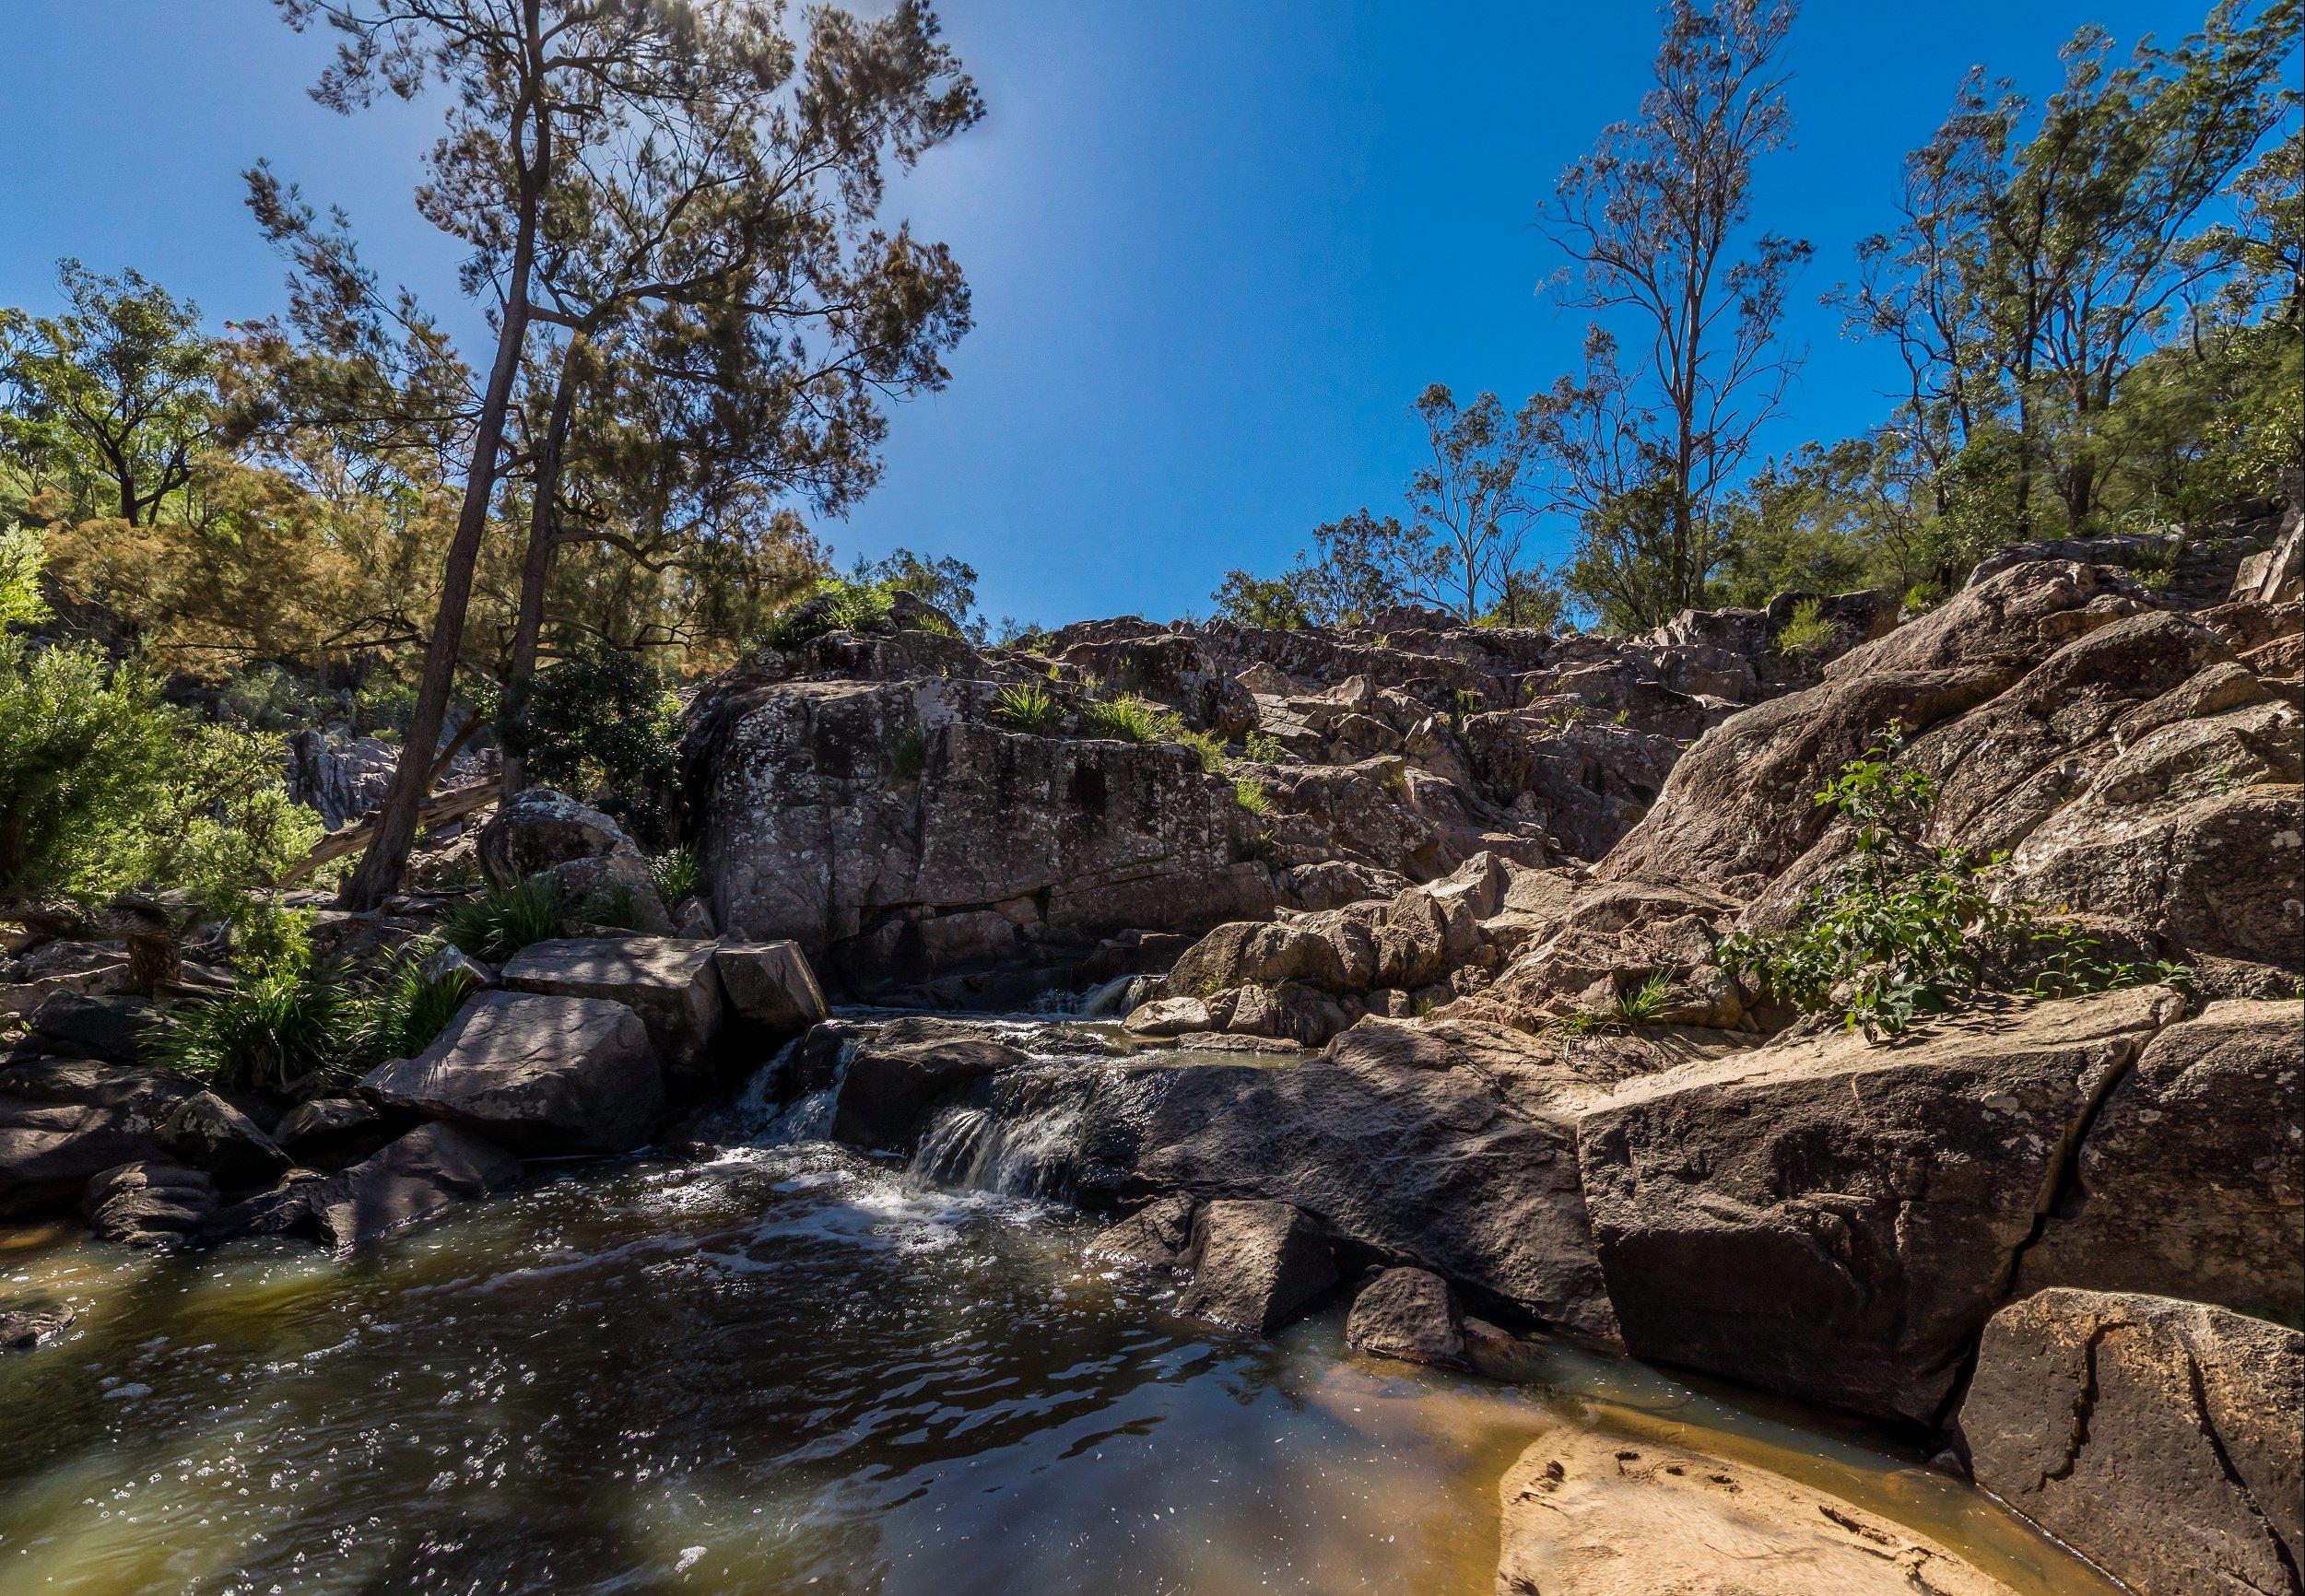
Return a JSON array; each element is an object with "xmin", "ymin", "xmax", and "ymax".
[
  {"xmin": 27, "ymin": 992, "xmax": 159, "ymax": 1067},
  {"xmin": 1174, "ymin": 1198, "xmax": 1336, "ymax": 1334},
  {"xmin": 80, "ymin": 1159, "xmax": 217, "ymax": 1249},
  {"xmin": 1497, "ymin": 1429, "xmax": 2018, "ymax": 1596},
  {"xmin": 155, "ymin": 1090, "xmax": 290, "ymax": 1188},
  {"xmin": 711, "ymin": 940, "xmax": 829, "ymax": 1035},
  {"xmin": 500, "ymin": 937, "xmax": 726, "ymax": 1086},
  {"xmin": 361, "ymin": 991, "xmax": 664, "ymax": 1156},
  {"xmin": 476, "ymin": 788, "xmax": 634, "ymax": 888},
  {"xmin": 829, "ymin": 1018, "xmax": 1023, "ymax": 1153},
  {"xmin": 1958, "ymin": 1289, "xmax": 2301, "ymax": 1596},
  {"xmin": 298, "ymin": 1123, "xmax": 523, "ymax": 1255},
  {"xmin": 1344, "ymin": 1266, "xmax": 1464, "ymax": 1367},
  {"xmin": 2019, "ymin": 1000, "xmax": 2303, "ymax": 1321},
  {"xmin": 1572, "ymin": 986, "xmax": 2181, "ymax": 1425}
]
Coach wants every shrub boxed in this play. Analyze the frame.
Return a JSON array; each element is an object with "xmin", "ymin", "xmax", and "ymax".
[
  {"xmin": 152, "ymin": 963, "xmax": 356, "ymax": 1092},
  {"xmin": 648, "ymin": 846, "xmax": 700, "ymax": 906},
  {"xmin": 499, "ymin": 640, "xmax": 680, "ymax": 845},
  {"xmin": 1718, "ymin": 728, "xmax": 2193, "ymax": 1040},
  {"xmin": 759, "ymin": 576, "xmax": 894, "ymax": 648},
  {"xmin": 1177, "ymin": 728, "xmax": 1228, "ymax": 774},
  {"xmin": 1772, "ymin": 598, "xmax": 1841, "ymax": 660},
  {"xmin": 439, "ymin": 877, "xmax": 570, "ymax": 964},
  {"xmin": 991, "ymin": 681, "xmax": 1063, "ymax": 733},
  {"xmin": 345, "ymin": 939, "xmax": 478, "ymax": 1063},
  {"xmin": 1243, "ymin": 730, "xmax": 1283, "ymax": 764},
  {"xmin": 884, "ymin": 721, "xmax": 928, "ymax": 780}
]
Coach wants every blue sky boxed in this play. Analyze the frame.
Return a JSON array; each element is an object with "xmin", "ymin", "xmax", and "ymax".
[{"xmin": 0, "ymin": 1, "xmax": 2261, "ymax": 628}]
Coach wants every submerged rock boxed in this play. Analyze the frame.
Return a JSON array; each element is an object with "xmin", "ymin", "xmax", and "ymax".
[
  {"xmin": 303, "ymin": 1124, "xmax": 524, "ymax": 1255},
  {"xmin": 362, "ymin": 991, "xmax": 663, "ymax": 1156},
  {"xmin": 1497, "ymin": 1429, "xmax": 2017, "ymax": 1595},
  {"xmin": 1958, "ymin": 1288, "xmax": 2302, "ymax": 1596},
  {"xmin": 81, "ymin": 1160, "xmax": 217, "ymax": 1249},
  {"xmin": 0, "ymin": 1304, "xmax": 73, "ymax": 1351}
]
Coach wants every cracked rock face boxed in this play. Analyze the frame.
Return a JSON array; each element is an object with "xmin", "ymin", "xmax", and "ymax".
[{"xmin": 1959, "ymin": 1287, "xmax": 2303, "ymax": 1596}]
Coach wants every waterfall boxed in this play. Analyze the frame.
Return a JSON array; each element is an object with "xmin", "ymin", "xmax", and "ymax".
[
  {"xmin": 908, "ymin": 1066, "xmax": 1111, "ymax": 1199},
  {"xmin": 1077, "ymin": 975, "xmax": 1144, "ymax": 1018}
]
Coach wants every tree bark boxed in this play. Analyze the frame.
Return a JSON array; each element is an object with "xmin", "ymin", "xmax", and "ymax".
[
  {"xmin": 500, "ymin": 334, "xmax": 585, "ymax": 801},
  {"xmin": 340, "ymin": 213, "xmax": 540, "ymax": 909}
]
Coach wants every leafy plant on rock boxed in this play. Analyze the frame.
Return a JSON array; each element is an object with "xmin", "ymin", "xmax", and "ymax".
[
  {"xmin": 440, "ymin": 877, "xmax": 570, "ymax": 964},
  {"xmin": 1772, "ymin": 598, "xmax": 1841, "ymax": 660},
  {"xmin": 991, "ymin": 681, "xmax": 1063, "ymax": 733}
]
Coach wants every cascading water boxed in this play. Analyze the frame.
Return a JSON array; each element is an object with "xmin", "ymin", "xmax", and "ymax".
[{"xmin": 908, "ymin": 1065, "xmax": 1112, "ymax": 1199}]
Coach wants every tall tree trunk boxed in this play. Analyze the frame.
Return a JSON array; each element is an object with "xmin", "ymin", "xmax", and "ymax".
[
  {"xmin": 340, "ymin": 216, "xmax": 538, "ymax": 909},
  {"xmin": 500, "ymin": 336, "xmax": 584, "ymax": 800}
]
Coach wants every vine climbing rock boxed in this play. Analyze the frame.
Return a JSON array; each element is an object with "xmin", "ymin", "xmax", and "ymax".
[{"xmin": 1958, "ymin": 1288, "xmax": 2303, "ymax": 1596}]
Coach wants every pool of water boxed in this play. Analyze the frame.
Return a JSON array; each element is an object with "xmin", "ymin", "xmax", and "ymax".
[{"xmin": 0, "ymin": 1065, "xmax": 2123, "ymax": 1595}]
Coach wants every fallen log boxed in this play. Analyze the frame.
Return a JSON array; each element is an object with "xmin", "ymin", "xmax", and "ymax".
[{"xmin": 280, "ymin": 780, "xmax": 499, "ymax": 886}]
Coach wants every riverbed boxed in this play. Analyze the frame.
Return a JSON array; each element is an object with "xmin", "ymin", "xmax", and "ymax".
[{"xmin": 0, "ymin": 1027, "xmax": 2124, "ymax": 1596}]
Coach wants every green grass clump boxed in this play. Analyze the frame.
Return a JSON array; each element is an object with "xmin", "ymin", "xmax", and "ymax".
[
  {"xmin": 1079, "ymin": 694, "xmax": 1173, "ymax": 743},
  {"xmin": 151, "ymin": 965, "xmax": 356, "ymax": 1092},
  {"xmin": 440, "ymin": 877, "xmax": 571, "ymax": 964},
  {"xmin": 991, "ymin": 682, "xmax": 1064, "ymax": 733},
  {"xmin": 1243, "ymin": 730, "xmax": 1283, "ymax": 763},
  {"xmin": 1233, "ymin": 776, "xmax": 1276, "ymax": 817},
  {"xmin": 648, "ymin": 846, "xmax": 701, "ymax": 906},
  {"xmin": 760, "ymin": 578, "xmax": 896, "ymax": 649},
  {"xmin": 345, "ymin": 939, "xmax": 480, "ymax": 1063}
]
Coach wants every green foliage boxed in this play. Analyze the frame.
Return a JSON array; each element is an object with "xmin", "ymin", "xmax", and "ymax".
[
  {"xmin": 577, "ymin": 883, "xmax": 642, "ymax": 931},
  {"xmin": 0, "ymin": 568, "xmax": 321, "ymax": 909},
  {"xmin": 219, "ymin": 662, "xmax": 334, "ymax": 733},
  {"xmin": 1232, "ymin": 776, "xmax": 1276, "ymax": 817},
  {"xmin": 151, "ymin": 963, "xmax": 354, "ymax": 1092},
  {"xmin": 852, "ymin": 548, "xmax": 982, "ymax": 640},
  {"xmin": 1080, "ymin": 694, "xmax": 1173, "ymax": 744},
  {"xmin": 647, "ymin": 846, "xmax": 700, "ymax": 907},
  {"xmin": 1613, "ymin": 971, "xmax": 1676, "ymax": 1025},
  {"xmin": 499, "ymin": 639, "xmax": 680, "ymax": 843},
  {"xmin": 884, "ymin": 720, "xmax": 928, "ymax": 780},
  {"xmin": 1177, "ymin": 727, "xmax": 1228, "ymax": 775},
  {"xmin": 1772, "ymin": 598, "xmax": 1841, "ymax": 660},
  {"xmin": 760, "ymin": 576, "xmax": 896, "ymax": 648},
  {"xmin": 1718, "ymin": 728, "xmax": 2193, "ymax": 1040},
  {"xmin": 439, "ymin": 877, "xmax": 570, "ymax": 964},
  {"xmin": 1210, "ymin": 569, "xmax": 1315, "ymax": 630},
  {"xmin": 1243, "ymin": 729, "xmax": 1284, "ymax": 764},
  {"xmin": 0, "ymin": 523, "xmax": 47, "ymax": 628},
  {"xmin": 157, "ymin": 933, "xmax": 477, "ymax": 1091},
  {"xmin": 991, "ymin": 681, "xmax": 1063, "ymax": 733}
]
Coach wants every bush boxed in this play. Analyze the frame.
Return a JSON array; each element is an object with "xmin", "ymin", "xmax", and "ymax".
[
  {"xmin": 759, "ymin": 576, "xmax": 894, "ymax": 648},
  {"xmin": 991, "ymin": 681, "xmax": 1063, "ymax": 733},
  {"xmin": 1772, "ymin": 598, "xmax": 1841, "ymax": 660},
  {"xmin": 345, "ymin": 938, "xmax": 478, "ymax": 1063},
  {"xmin": 1243, "ymin": 730, "xmax": 1283, "ymax": 764},
  {"xmin": 498, "ymin": 640, "xmax": 681, "ymax": 846},
  {"xmin": 440, "ymin": 877, "xmax": 570, "ymax": 964},
  {"xmin": 1, "ymin": 589, "xmax": 321, "ymax": 909},
  {"xmin": 152, "ymin": 964, "xmax": 356, "ymax": 1092},
  {"xmin": 1233, "ymin": 776, "xmax": 1276, "ymax": 817},
  {"xmin": 1719, "ymin": 729, "xmax": 2191, "ymax": 1039}
]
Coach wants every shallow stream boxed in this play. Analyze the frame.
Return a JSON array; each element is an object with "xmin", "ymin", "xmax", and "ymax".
[{"xmin": 0, "ymin": 1017, "xmax": 2124, "ymax": 1595}]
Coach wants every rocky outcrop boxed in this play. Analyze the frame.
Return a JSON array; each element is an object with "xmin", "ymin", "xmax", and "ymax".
[
  {"xmin": 1574, "ymin": 986, "xmax": 2180, "ymax": 1426},
  {"xmin": 2018, "ymin": 1000, "xmax": 2303, "ymax": 1320},
  {"xmin": 284, "ymin": 1123, "xmax": 523, "ymax": 1255},
  {"xmin": 830, "ymin": 1017, "xmax": 1024, "ymax": 1153},
  {"xmin": 1497, "ymin": 1429, "xmax": 2018, "ymax": 1596},
  {"xmin": 155, "ymin": 1090, "xmax": 289, "ymax": 1188},
  {"xmin": 361, "ymin": 991, "xmax": 664, "ymax": 1156},
  {"xmin": 476, "ymin": 788, "xmax": 633, "ymax": 886},
  {"xmin": 0, "ymin": 1058, "xmax": 202, "ymax": 1215},
  {"xmin": 81, "ymin": 1159, "xmax": 217, "ymax": 1249},
  {"xmin": 1958, "ymin": 1288, "xmax": 2302, "ymax": 1596}
]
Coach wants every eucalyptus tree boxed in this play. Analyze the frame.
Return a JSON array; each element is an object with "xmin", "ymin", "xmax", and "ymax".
[
  {"xmin": 1538, "ymin": 0, "xmax": 1812, "ymax": 619},
  {"xmin": 264, "ymin": 0, "xmax": 978, "ymax": 905}
]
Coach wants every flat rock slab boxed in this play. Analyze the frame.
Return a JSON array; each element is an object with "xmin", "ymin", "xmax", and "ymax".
[
  {"xmin": 0, "ymin": 1060, "xmax": 204, "ymax": 1216},
  {"xmin": 500, "ymin": 938, "xmax": 724, "ymax": 1081},
  {"xmin": 1177, "ymin": 1198, "xmax": 1335, "ymax": 1335},
  {"xmin": 363, "ymin": 991, "xmax": 663, "ymax": 1156},
  {"xmin": 711, "ymin": 941, "xmax": 829, "ymax": 1035},
  {"xmin": 1959, "ymin": 1287, "xmax": 2303, "ymax": 1596},
  {"xmin": 1497, "ymin": 1429, "xmax": 2018, "ymax": 1595}
]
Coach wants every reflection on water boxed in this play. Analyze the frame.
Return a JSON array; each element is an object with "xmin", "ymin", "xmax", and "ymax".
[{"xmin": 0, "ymin": 1136, "xmax": 2120, "ymax": 1595}]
